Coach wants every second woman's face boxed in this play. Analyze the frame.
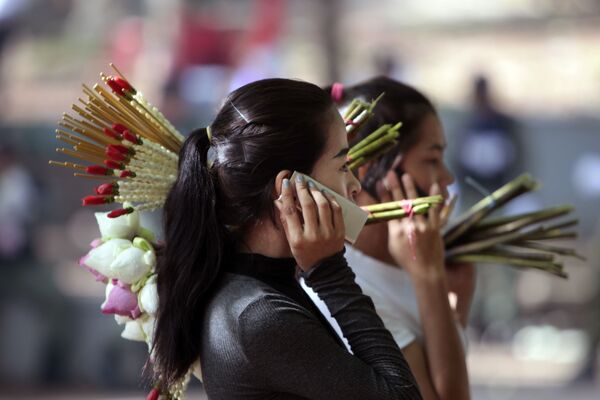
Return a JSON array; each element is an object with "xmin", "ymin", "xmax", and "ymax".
[
  {"xmin": 399, "ymin": 113, "xmax": 454, "ymax": 199},
  {"xmin": 310, "ymin": 109, "xmax": 362, "ymax": 202}
]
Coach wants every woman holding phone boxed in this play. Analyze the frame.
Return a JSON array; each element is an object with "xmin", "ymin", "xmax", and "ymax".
[
  {"xmin": 152, "ymin": 78, "xmax": 422, "ymax": 399},
  {"xmin": 323, "ymin": 77, "xmax": 474, "ymax": 400}
]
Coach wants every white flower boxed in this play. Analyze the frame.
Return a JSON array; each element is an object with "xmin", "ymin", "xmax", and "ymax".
[
  {"xmin": 83, "ymin": 239, "xmax": 131, "ymax": 279},
  {"xmin": 121, "ymin": 319, "xmax": 146, "ymax": 342},
  {"xmin": 82, "ymin": 238, "xmax": 156, "ymax": 284},
  {"xmin": 95, "ymin": 204, "xmax": 140, "ymax": 240},
  {"xmin": 139, "ymin": 275, "xmax": 158, "ymax": 315},
  {"xmin": 141, "ymin": 314, "xmax": 156, "ymax": 340},
  {"xmin": 110, "ymin": 246, "xmax": 153, "ymax": 284},
  {"xmin": 114, "ymin": 315, "xmax": 130, "ymax": 325}
]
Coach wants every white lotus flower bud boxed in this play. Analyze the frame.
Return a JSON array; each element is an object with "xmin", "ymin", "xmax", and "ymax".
[
  {"xmin": 83, "ymin": 239, "xmax": 131, "ymax": 279},
  {"xmin": 121, "ymin": 320, "xmax": 146, "ymax": 342},
  {"xmin": 141, "ymin": 315, "xmax": 156, "ymax": 341},
  {"xmin": 139, "ymin": 275, "xmax": 158, "ymax": 315},
  {"xmin": 114, "ymin": 315, "xmax": 130, "ymax": 325},
  {"xmin": 95, "ymin": 205, "xmax": 140, "ymax": 240},
  {"xmin": 110, "ymin": 246, "xmax": 152, "ymax": 284}
]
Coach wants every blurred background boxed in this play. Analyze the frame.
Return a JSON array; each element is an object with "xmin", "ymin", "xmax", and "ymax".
[{"xmin": 0, "ymin": 0, "xmax": 599, "ymax": 399}]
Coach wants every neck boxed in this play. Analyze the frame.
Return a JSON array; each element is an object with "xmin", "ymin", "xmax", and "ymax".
[
  {"xmin": 353, "ymin": 191, "xmax": 398, "ymax": 267},
  {"xmin": 238, "ymin": 217, "xmax": 292, "ymax": 258}
]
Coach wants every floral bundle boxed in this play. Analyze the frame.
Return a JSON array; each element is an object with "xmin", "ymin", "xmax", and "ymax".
[{"xmin": 443, "ymin": 174, "xmax": 583, "ymax": 278}]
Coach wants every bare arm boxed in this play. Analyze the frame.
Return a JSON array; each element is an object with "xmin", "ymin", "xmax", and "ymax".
[{"xmin": 380, "ymin": 171, "xmax": 470, "ymax": 400}]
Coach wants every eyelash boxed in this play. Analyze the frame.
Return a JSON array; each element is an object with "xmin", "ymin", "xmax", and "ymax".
[{"xmin": 341, "ymin": 162, "xmax": 350, "ymax": 172}]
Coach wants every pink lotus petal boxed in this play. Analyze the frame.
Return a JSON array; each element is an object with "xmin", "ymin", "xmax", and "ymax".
[
  {"xmin": 115, "ymin": 279, "xmax": 131, "ymax": 290},
  {"xmin": 90, "ymin": 238, "xmax": 103, "ymax": 248},
  {"xmin": 102, "ymin": 283, "xmax": 138, "ymax": 317},
  {"xmin": 130, "ymin": 305, "xmax": 142, "ymax": 319}
]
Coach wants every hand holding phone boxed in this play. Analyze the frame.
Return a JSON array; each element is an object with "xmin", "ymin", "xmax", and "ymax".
[
  {"xmin": 290, "ymin": 172, "xmax": 368, "ymax": 244},
  {"xmin": 274, "ymin": 172, "xmax": 367, "ymax": 271}
]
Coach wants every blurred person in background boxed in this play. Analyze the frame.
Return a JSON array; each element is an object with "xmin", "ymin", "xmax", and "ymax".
[
  {"xmin": 0, "ymin": 142, "xmax": 37, "ymax": 263},
  {"xmin": 308, "ymin": 76, "xmax": 473, "ymax": 400},
  {"xmin": 455, "ymin": 74, "xmax": 523, "ymax": 196},
  {"xmin": 162, "ymin": 0, "xmax": 284, "ymax": 127},
  {"xmin": 454, "ymin": 74, "xmax": 524, "ymax": 337}
]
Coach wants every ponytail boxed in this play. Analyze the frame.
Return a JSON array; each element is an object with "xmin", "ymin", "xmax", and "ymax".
[
  {"xmin": 153, "ymin": 128, "xmax": 225, "ymax": 385},
  {"xmin": 152, "ymin": 78, "xmax": 336, "ymax": 387}
]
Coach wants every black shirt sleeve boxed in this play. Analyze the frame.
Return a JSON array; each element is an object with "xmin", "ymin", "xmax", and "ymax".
[{"xmin": 238, "ymin": 251, "xmax": 422, "ymax": 399}]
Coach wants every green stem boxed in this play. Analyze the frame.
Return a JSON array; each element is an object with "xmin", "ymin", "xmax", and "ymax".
[
  {"xmin": 363, "ymin": 195, "xmax": 443, "ymax": 213},
  {"xmin": 447, "ymin": 253, "xmax": 567, "ymax": 278},
  {"xmin": 366, "ymin": 203, "xmax": 430, "ymax": 224},
  {"xmin": 443, "ymin": 173, "xmax": 540, "ymax": 244}
]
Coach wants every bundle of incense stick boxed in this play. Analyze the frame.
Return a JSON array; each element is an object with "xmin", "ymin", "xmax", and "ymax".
[
  {"xmin": 364, "ymin": 195, "xmax": 444, "ymax": 224},
  {"xmin": 49, "ymin": 64, "xmax": 185, "ymax": 217},
  {"xmin": 347, "ymin": 122, "xmax": 402, "ymax": 170},
  {"xmin": 342, "ymin": 93, "xmax": 385, "ymax": 140},
  {"xmin": 443, "ymin": 173, "xmax": 583, "ymax": 278}
]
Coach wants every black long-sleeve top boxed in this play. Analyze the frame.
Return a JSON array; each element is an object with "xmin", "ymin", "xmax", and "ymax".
[{"xmin": 199, "ymin": 250, "xmax": 422, "ymax": 399}]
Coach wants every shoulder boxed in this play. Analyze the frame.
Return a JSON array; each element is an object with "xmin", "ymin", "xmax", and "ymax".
[
  {"xmin": 203, "ymin": 273, "xmax": 318, "ymax": 362},
  {"xmin": 204, "ymin": 273, "xmax": 314, "ymax": 332}
]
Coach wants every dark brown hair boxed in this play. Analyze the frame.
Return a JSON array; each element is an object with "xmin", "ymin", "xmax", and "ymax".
[
  {"xmin": 154, "ymin": 78, "xmax": 335, "ymax": 385},
  {"xmin": 326, "ymin": 76, "xmax": 436, "ymax": 198}
]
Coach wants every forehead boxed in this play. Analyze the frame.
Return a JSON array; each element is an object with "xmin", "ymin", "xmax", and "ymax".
[
  {"xmin": 414, "ymin": 114, "xmax": 445, "ymax": 149},
  {"xmin": 324, "ymin": 109, "xmax": 348, "ymax": 155}
]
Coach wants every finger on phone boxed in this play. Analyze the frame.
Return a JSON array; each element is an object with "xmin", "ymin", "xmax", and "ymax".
[
  {"xmin": 323, "ymin": 190, "xmax": 344, "ymax": 238},
  {"xmin": 276, "ymin": 178, "xmax": 302, "ymax": 239},
  {"xmin": 295, "ymin": 174, "xmax": 318, "ymax": 232},
  {"xmin": 401, "ymin": 173, "xmax": 418, "ymax": 199},
  {"xmin": 386, "ymin": 170, "xmax": 405, "ymax": 201},
  {"xmin": 311, "ymin": 186, "xmax": 333, "ymax": 233},
  {"xmin": 376, "ymin": 179, "xmax": 392, "ymax": 203},
  {"xmin": 401, "ymin": 173, "xmax": 427, "ymax": 225}
]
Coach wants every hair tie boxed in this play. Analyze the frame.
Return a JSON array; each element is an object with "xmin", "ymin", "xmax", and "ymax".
[
  {"xmin": 330, "ymin": 82, "xmax": 344, "ymax": 103},
  {"xmin": 205, "ymin": 126, "xmax": 216, "ymax": 168},
  {"xmin": 206, "ymin": 125, "xmax": 213, "ymax": 142}
]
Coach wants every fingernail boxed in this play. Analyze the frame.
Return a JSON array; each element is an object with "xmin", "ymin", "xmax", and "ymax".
[
  {"xmin": 283, "ymin": 178, "xmax": 290, "ymax": 188},
  {"xmin": 308, "ymin": 181, "xmax": 315, "ymax": 189},
  {"xmin": 296, "ymin": 174, "xmax": 304, "ymax": 183}
]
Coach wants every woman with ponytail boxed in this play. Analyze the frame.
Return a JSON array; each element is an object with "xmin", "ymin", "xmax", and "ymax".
[
  {"xmin": 153, "ymin": 78, "xmax": 422, "ymax": 399},
  {"xmin": 322, "ymin": 77, "xmax": 473, "ymax": 400}
]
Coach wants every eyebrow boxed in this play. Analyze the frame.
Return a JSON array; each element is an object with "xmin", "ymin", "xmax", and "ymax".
[
  {"xmin": 429, "ymin": 144, "xmax": 446, "ymax": 152},
  {"xmin": 333, "ymin": 147, "xmax": 350, "ymax": 159}
]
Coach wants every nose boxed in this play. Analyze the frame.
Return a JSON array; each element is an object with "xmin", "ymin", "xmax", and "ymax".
[
  {"xmin": 442, "ymin": 165, "xmax": 455, "ymax": 186},
  {"xmin": 348, "ymin": 170, "xmax": 362, "ymax": 200}
]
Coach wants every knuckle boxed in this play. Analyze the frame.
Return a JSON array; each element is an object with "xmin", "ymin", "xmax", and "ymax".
[
  {"xmin": 317, "ymin": 201, "xmax": 330, "ymax": 212},
  {"xmin": 283, "ymin": 205, "xmax": 296, "ymax": 216}
]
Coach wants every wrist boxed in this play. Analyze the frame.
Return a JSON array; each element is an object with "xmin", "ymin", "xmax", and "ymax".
[{"xmin": 410, "ymin": 266, "xmax": 448, "ymax": 286}]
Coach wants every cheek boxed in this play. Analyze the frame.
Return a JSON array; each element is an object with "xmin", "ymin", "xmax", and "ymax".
[{"xmin": 311, "ymin": 168, "xmax": 345, "ymax": 194}]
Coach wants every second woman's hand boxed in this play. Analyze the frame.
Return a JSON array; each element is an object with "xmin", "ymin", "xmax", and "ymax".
[
  {"xmin": 274, "ymin": 174, "xmax": 345, "ymax": 272},
  {"xmin": 378, "ymin": 171, "xmax": 446, "ymax": 281}
]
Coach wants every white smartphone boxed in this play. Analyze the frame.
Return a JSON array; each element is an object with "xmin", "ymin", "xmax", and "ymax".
[{"xmin": 290, "ymin": 171, "xmax": 368, "ymax": 244}]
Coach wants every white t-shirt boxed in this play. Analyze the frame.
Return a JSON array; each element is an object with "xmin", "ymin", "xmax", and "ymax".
[{"xmin": 302, "ymin": 245, "xmax": 467, "ymax": 352}]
